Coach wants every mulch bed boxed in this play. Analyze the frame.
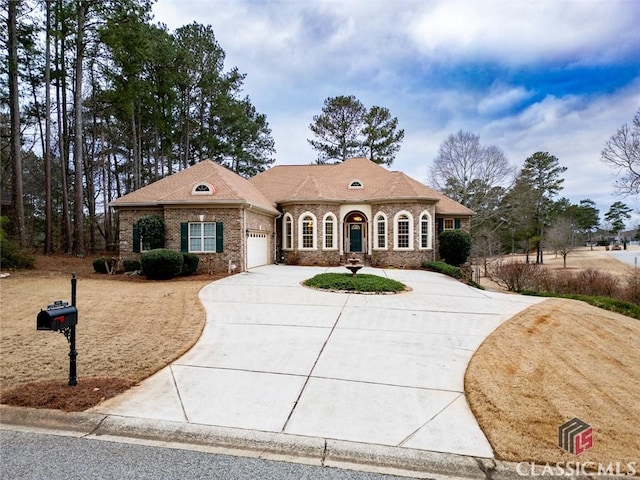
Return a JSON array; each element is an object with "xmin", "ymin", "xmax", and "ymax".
[{"xmin": 0, "ymin": 377, "xmax": 136, "ymax": 412}]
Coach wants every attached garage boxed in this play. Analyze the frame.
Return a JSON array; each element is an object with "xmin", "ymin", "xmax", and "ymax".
[{"xmin": 247, "ymin": 231, "xmax": 269, "ymax": 269}]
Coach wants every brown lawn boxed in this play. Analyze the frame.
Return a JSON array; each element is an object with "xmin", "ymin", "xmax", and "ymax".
[
  {"xmin": 0, "ymin": 255, "xmax": 225, "ymax": 410},
  {"xmin": 1, "ymin": 248, "xmax": 639, "ymax": 471},
  {"xmin": 468, "ymin": 246, "xmax": 640, "ymax": 472}
]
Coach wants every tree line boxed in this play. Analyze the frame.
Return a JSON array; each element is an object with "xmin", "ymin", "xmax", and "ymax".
[
  {"xmin": 3, "ymin": 0, "xmax": 638, "ymax": 263},
  {"xmin": 430, "ymin": 126, "xmax": 638, "ymax": 266},
  {"xmin": 3, "ymin": 0, "xmax": 275, "ymax": 256}
]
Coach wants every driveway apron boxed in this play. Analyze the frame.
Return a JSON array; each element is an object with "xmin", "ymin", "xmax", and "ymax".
[{"xmin": 91, "ymin": 265, "xmax": 543, "ymax": 458}]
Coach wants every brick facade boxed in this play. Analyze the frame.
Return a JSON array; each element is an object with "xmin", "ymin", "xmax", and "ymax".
[
  {"xmin": 117, "ymin": 206, "xmax": 274, "ymax": 273},
  {"xmin": 275, "ymin": 201, "xmax": 452, "ymax": 268}
]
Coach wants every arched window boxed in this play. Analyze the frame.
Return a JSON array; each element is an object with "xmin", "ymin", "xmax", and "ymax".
[
  {"xmin": 419, "ymin": 211, "xmax": 432, "ymax": 249},
  {"xmin": 349, "ymin": 180, "xmax": 364, "ymax": 189},
  {"xmin": 323, "ymin": 213, "xmax": 337, "ymax": 250},
  {"xmin": 373, "ymin": 212, "xmax": 387, "ymax": 249},
  {"xmin": 191, "ymin": 182, "xmax": 214, "ymax": 195},
  {"xmin": 298, "ymin": 212, "xmax": 317, "ymax": 250},
  {"xmin": 283, "ymin": 213, "xmax": 293, "ymax": 250},
  {"xmin": 394, "ymin": 211, "xmax": 413, "ymax": 250}
]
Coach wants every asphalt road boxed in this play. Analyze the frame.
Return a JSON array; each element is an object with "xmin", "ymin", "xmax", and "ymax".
[
  {"xmin": 0, "ymin": 429, "xmax": 415, "ymax": 480},
  {"xmin": 608, "ymin": 250, "xmax": 640, "ymax": 268}
]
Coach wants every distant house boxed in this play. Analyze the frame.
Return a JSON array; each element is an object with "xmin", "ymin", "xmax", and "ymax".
[
  {"xmin": 111, "ymin": 157, "xmax": 473, "ymax": 272},
  {"xmin": 0, "ymin": 189, "xmax": 12, "ymax": 212}
]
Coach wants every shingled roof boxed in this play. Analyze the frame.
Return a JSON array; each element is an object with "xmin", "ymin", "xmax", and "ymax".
[
  {"xmin": 110, "ymin": 160, "xmax": 279, "ymax": 215},
  {"xmin": 249, "ymin": 157, "xmax": 474, "ymax": 215}
]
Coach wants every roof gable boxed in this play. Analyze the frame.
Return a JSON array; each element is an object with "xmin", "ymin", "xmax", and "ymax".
[
  {"xmin": 249, "ymin": 157, "xmax": 473, "ymax": 215},
  {"xmin": 110, "ymin": 160, "xmax": 278, "ymax": 214}
]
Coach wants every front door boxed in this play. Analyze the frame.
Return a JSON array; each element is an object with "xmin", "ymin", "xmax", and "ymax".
[{"xmin": 349, "ymin": 224, "xmax": 363, "ymax": 252}]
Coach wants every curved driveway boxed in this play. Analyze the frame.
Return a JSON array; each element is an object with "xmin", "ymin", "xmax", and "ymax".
[{"xmin": 92, "ymin": 265, "xmax": 542, "ymax": 458}]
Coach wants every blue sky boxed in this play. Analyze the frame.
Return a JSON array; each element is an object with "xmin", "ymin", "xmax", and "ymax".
[{"xmin": 152, "ymin": 0, "xmax": 640, "ymax": 228}]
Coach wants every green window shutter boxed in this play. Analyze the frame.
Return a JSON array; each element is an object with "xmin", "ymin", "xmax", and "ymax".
[
  {"xmin": 455, "ymin": 218, "xmax": 461, "ymax": 229},
  {"xmin": 437, "ymin": 218, "xmax": 444, "ymax": 234},
  {"xmin": 216, "ymin": 222, "xmax": 224, "ymax": 252},
  {"xmin": 133, "ymin": 224, "xmax": 140, "ymax": 253},
  {"xmin": 180, "ymin": 223, "xmax": 188, "ymax": 252}
]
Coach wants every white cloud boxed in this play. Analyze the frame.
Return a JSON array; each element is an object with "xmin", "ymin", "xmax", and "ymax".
[
  {"xmin": 407, "ymin": 0, "xmax": 640, "ymax": 65},
  {"xmin": 477, "ymin": 86, "xmax": 533, "ymax": 116},
  {"xmin": 151, "ymin": 0, "xmax": 640, "ymax": 224}
]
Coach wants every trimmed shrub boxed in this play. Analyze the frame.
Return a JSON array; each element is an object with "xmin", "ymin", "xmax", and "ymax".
[
  {"xmin": 422, "ymin": 260, "xmax": 462, "ymax": 279},
  {"xmin": 182, "ymin": 253, "xmax": 199, "ymax": 276},
  {"xmin": 93, "ymin": 257, "xmax": 114, "ymax": 274},
  {"xmin": 123, "ymin": 260, "xmax": 141, "ymax": 272},
  {"xmin": 141, "ymin": 249, "xmax": 183, "ymax": 280},
  {"xmin": 135, "ymin": 215, "xmax": 165, "ymax": 251},
  {"xmin": 438, "ymin": 229, "xmax": 472, "ymax": 267}
]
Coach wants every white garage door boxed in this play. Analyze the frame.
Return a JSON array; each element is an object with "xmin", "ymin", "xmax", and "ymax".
[{"xmin": 247, "ymin": 232, "xmax": 269, "ymax": 269}]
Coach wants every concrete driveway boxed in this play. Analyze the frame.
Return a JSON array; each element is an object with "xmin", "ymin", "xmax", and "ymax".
[{"xmin": 92, "ymin": 265, "xmax": 542, "ymax": 459}]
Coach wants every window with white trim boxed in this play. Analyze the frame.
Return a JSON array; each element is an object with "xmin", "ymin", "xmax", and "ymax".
[
  {"xmin": 189, "ymin": 222, "xmax": 216, "ymax": 252},
  {"xmin": 374, "ymin": 213, "xmax": 387, "ymax": 249},
  {"xmin": 444, "ymin": 218, "xmax": 455, "ymax": 230},
  {"xmin": 191, "ymin": 182, "xmax": 214, "ymax": 195},
  {"xmin": 419, "ymin": 211, "xmax": 432, "ymax": 249},
  {"xmin": 394, "ymin": 211, "xmax": 414, "ymax": 250},
  {"xmin": 323, "ymin": 213, "xmax": 337, "ymax": 250},
  {"xmin": 283, "ymin": 214, "xmax": 293, "ymax": 249},
  {"xmin": 349, "ymin": 180, "xmax": 364, "ymax": 189},
  {"xmin": 298, "ymin": 212, "xmax": 317, "ymax": 249}
]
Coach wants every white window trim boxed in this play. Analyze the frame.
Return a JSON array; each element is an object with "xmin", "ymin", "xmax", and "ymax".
[
  {"xmin": 191, "ymin": 182, "xmax": 214, "ymax": 195},
  {"xmin": 282, "ymin": 213, "xmax": 294, "ymax": 250},
  {"xmin": 419, "ymin": 210, "xmax": 433, "ymax": 250},
  {"xmin": 348, "ymin": 179, "xmax": 364, "ymax": 189},
  {"xmin": 322, "ymin": 213, "xmax": 338, "ymax": 250},
  {"xmin": 393, "ymin": 210, "xmax": 414, "ymax": 250},
  {"xmin": 189, "ymin": 222, "xmax": 217, "ymax": 253},
  {"xmin": 373, "ymin": 212, "xmax": 388, "ymax": 250},
  {"xmin": 443, "ymin": 218, "xmax": 456, "ymax": 231},
  {"xmin": 298, "ymin": 212, "xmax": 318, "ymax": 250}
]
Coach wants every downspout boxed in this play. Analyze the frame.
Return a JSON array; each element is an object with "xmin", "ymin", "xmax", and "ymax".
[
  {"xmin": 243, "ymin": 206, "xmax": 247, "ymax": 272},
  {"xmin": 273, "ymin": 213, "xmax": 282, "ymax": 264}
]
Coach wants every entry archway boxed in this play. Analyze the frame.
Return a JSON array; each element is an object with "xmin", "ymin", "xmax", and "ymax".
[{"xmin": 344, "ymin": 211, "xmax": 368, "ymax": 253}]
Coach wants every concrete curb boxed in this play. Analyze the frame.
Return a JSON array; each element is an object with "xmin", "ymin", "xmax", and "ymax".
[
  {"xmin": 5, "ymin": 405, "xmax": 630, "ymax": 479},
  {"xmin": 2, "ymin": 405, "xmax": 501, "ymax": 478}
]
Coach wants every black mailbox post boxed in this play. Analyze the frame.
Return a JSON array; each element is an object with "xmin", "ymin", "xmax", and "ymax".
[{"xmin": 36, "ymin": 274, "xmax": 78, "ymax": 386}]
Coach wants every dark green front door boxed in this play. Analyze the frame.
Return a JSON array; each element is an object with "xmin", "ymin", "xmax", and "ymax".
[{"xmin": 349, "ymin": 224, "xmax": 363, "ymax": 252}]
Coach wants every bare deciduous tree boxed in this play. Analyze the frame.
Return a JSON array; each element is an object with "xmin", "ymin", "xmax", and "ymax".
[
  {"xmin": 430, "ymin": 131, "xmax": 514, "ymax": 200},
  {"xmin": 546, "ymin": 216, "xmax": 575, "ymax": 268},
  {"xmin": 601, "ymin": 108, "xmax": 640, "ymax": 195}
]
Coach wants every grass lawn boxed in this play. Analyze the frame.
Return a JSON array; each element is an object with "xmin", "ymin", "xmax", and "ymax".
[{"xmin": 303, "ymin": 272, "xmax": 407, "ymax": 293}]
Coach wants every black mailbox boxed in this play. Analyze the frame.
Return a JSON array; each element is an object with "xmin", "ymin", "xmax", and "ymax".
[{"xmin": 37, "ymin": 303, "xmax": 78, "ymax": 331}]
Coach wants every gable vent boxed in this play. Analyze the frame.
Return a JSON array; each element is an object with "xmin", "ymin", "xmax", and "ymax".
[{"xmin": 192, "ymin": 182, "xmax": 214, "ymax": 195}]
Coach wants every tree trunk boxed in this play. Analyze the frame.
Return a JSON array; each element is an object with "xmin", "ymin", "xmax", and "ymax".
[
  {"xmin": 101, "ymin": 129, "xmax": 113, "ymax": 251},
  {"xmin": 131, "ymin": 111, "xmax": 141, "ymax": 190},
  {"xmin": 72, "ymin": 0, "xmax": 86, "ymax": 256},
  {"xmin": 56, "ymin": 0, "xmax": 72, "ymax": 254},
  {"xmin": 8, "ymin": 0, "xmax": 26, "ymax": 247},
  {"xmin": 44, "ymin": 0, "xmax": 53, "ymax": 254}
]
